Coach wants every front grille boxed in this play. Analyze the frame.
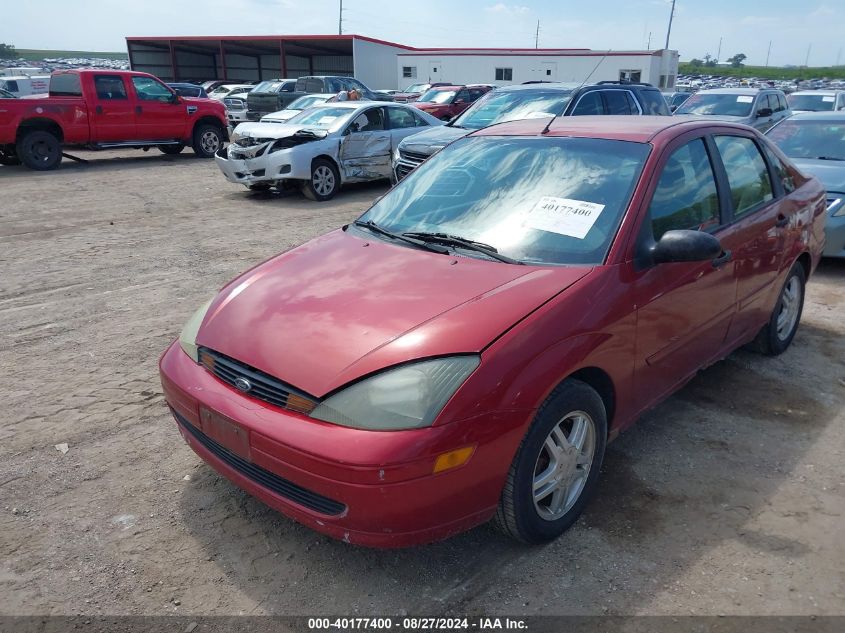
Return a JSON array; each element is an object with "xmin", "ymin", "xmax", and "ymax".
[
  {"xmin": 223, "ymin": 98, "xmax": 246, "ymax": 109},
  {"xmin": 172, "ymin": 409, "xmax": 346, "ymax": 516},
  {"xmin": 399, "ymin": 148, "xmax": 429, "ymax": 165},
  {"xmin": 395, "ymin": 163, "xmax": 415, "ymax": 181},
  {"xmin": 198, "ymin": 347, "xmax": 317, "ymax": 414}
]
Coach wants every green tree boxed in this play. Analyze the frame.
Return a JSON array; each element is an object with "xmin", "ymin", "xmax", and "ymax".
[
  {"xmin": 689, "ymin": 58, "xmax": 704, "ymax": 68},
  {"xmin": 727, "ymin": 53, "xmax": 747, "ymax": 68},
  {"xmin": 704, "ymin": 54, "xmax": 717, "ymax": 68},
  {"xmin": 0, "ymin": 42, "xmax": 17, "ymax": 59}
]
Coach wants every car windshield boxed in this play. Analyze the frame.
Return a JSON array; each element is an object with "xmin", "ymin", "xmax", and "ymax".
[
  {"xmin": 404, "ymin": 83, "xmax": 428, "ymax": 93},
  {"xmin": 767, "ymin": 120, "xmax": 845, "ymax": 160},
  {"xmin": 418, "ymin": 89, "xmax": 456, "ymax": 104},
  {"xmin": 357, "ymin": 136, "xmax": 649, "ymax": 265},
  {"xmin": 254, "ymin": 81, "xmax": 283, "ymax": 92},
  {"xmin": 285, "ymin": 106, "xmax": 355, "ymax": 130},
  {"xmin": 454, "ymin": 90, "xmax": 573, "ymax": 130},
  {"xmin": 676, "ymin": 93, "xmax": 754, "ymax": 117},
  {"xmin": 287, "ymin": 95, "xmax": 330, "ymax": 110},
  {"xmin": 787, "ymin": 94, "xmax": 837, "ymax": 112}
]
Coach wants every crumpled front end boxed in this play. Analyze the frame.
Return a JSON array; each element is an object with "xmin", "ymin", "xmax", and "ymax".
[{"xmin": 215, "ymin": 129, "xmax": 328, "ymax": 186}]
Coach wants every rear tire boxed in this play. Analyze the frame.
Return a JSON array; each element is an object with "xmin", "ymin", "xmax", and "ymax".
[
  {"xmin": 159, "ymin": 144, "xmax": 185, "ymax": 155},
  {"xmin": 16, "ymin": 130, "xmax": 62, "ymax": 170},
  {"xmin": 494, "ymin": 379, "xmax": 607, "ymax": 544},
  {"xmin": 301, "ymin": 158, "xmax": 340, "ymax": 201},
  {"xmin": 751, "ymin": 262, "xmax": 806, "ymax": 356},
  {"xmin": 191, "ymin": 124, "xmax": 223, "ymax": 158}
]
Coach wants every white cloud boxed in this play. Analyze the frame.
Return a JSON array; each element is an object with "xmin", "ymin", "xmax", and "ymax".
[{"xmin": 485, "ymin": 3, "xmax": 530, "ymax": 15}]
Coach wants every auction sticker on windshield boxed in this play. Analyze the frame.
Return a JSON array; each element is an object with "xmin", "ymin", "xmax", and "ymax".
[
  {"xmin": 823, "ymin": 96, "xmax": 835, "ymax": 102},
  {"xmin": 523, "ymin": 197, "xmax": 605, "ymax": 239},
  {"xmin": 737, "ymin": 96, "xmax": 754, "ymax": 103}
]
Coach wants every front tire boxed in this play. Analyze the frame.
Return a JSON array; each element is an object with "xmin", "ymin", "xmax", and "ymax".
[
  {"xmin": 495, "ymin": 379, "xmax": 607, "ymax": 544},
  {"xmin": 16, "ymin": 130, "xmax": 62, "ymax": 170},
  {"xmin": 191, "ymin": 124, "xmax": 223, "ymax": 158},
  {"xmin": 751, "ymin": 262, "xmax": 806, "ymax": 356},
  {"xmin": 301, "ymin": 158, "xmax": 340, "ymax": 201},
  {"xmin": 159, "ymin": 144, "xmax": 185, "ymax": 155}
]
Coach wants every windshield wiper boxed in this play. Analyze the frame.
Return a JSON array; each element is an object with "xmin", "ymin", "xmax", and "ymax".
[
  {"xmin": 816, "ymin": 156, "xmax": 845, "ymax": 161},
  {"xmin": 402, "ymin": 231, "xmax": 523, "ymax": 265},
  {"xmin": 352, "ymin": 220, "xmax": 449, "ymax": 254}
]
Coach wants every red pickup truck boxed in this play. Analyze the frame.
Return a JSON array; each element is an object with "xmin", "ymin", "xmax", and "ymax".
[{"xmin": 0, "ymin": 69, "xmax": 228, "ymax": 170}]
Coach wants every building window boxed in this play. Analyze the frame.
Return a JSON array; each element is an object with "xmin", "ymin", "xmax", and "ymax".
[
  {"xmin": 402, "ymin": 66, "xmax": 417, "ymax": 79},
  {"xmin": 495, "ymin": 67, "xmax": 513, "ymax": 81},
  {"xmin": 620, "ymin": 69, "xmax": 642, "ymax": 83}
]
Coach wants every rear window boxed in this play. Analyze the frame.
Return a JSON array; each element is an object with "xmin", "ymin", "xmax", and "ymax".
[
  {"xmin": 50, "ymin": 73, "xmax": 82, "ymax": 97},
  {"xmin": 297, "ymin": 78, "xmax": 328, "ymax": 93}
]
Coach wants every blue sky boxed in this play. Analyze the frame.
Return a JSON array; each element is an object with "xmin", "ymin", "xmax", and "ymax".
[{"xmin": 2, "ymin": 0, "xmax": 841, "ymax": 67}]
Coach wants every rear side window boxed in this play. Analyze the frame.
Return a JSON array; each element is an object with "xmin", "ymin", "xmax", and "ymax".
[
  {"xmin": 777, "ymin": 94, "xmax": 788, "ymax": 112},
  {"xmin": 94, "ymin": 75, "xmax": 127, "ymax": 100},
  {"xmin": 387, "ymin": 106, "xmax": 417, "ymax": 129},
  {"xmin": 571, "ymin": 91, "xmax": 603, "ymax": 115},
  {"xmin": 640, "ymin": 89, "xmax": 670, "ymax": 115},
  {"xmin": 762, "ymin": 144, "xmax": 796, "ymax": 194},
  {"xmin": 649, "ymin": 138, "xmax": 721, "ymax": 240},
  {"xmin": 714, "ymin": 136, "xmax": 774, "ymax": 218},
  {"xmin": 603, "ymin": 90, "xmax": 635, "ymax": 115},
  {"xmin": 50, "ymin": 73, "xmax": 82, "ymax": 97}
]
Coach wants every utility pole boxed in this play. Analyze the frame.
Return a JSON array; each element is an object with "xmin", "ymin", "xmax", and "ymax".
[
  {"xmin": 805, "ymin": 44, "xmax": 811, "ymax": 67},
  {"xmin": 664, "ymin": 0, "xmax": 676, "ymax": 50},
  {"xmin": 647, "ymin": 32, "xmax": 652, "ymax": 50},
  {"xmin": 338, "ymin": 0, "xmax": 343, "ymax": 35},
  {"xmin": 837, "ymin": 47, "xmax": 842, "ymax": 67},
  {"xmin": 765, "ymin": 40, "xmax": 772, "ymax": 67},
  {"xmin": 535, "ymin": 20, "xmax": 540, "ymax": 49},
  {"xmin": 716, "ymin": 37, "xmax": 722, "ymax": 63}
]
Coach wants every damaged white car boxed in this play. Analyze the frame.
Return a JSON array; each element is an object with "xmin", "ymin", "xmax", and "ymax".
[{"xmin": 216, "ymin": 102, "xmax": 443, "ymax": 201}]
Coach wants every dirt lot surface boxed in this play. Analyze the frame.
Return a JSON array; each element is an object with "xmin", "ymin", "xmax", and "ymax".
[{"xmin": 1, "ymin": 151, "xmax": 843, "ymax": 618}]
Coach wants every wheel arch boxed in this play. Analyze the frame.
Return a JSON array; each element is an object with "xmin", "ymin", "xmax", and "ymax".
[
  {"xmin": 16, "ymin": 117, "xmax": 64, "ymax": 143},
  {"xmin": 565, "ymin": 366, "xmax": 616, "ymax": 434},
  {"xmin": 192, "ymin": 116, "xmax": 227, "ymax": 139},
  {"xmin": 795, "ymin": 251, "xmax": 811, "ymax": 281}
]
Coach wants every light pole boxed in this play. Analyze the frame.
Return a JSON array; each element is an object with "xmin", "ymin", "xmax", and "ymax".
[{"xmin": 664, "ymin": 0, "xmax": 676, "ymax": 50}]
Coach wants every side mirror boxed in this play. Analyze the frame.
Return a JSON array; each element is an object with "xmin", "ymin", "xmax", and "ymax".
[
  {"xmin": 757, "ymin": 107, "xmax": 773, "ymax": 118},
  {"xmin": 652, "ymin": 230, "xmax": 722, "ymax": 264},
  {"xmin": 167, "ymin": 93, "xmax": 180, "ymax": 105},
  {"xmin": 670, "ymin": 104, "xmax": 678, "ymax": 112}
]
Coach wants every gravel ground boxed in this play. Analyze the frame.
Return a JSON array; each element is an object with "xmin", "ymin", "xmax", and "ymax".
[{"xmin": 1, "ymin": 150, "xmax": 843, "ymax": 618}]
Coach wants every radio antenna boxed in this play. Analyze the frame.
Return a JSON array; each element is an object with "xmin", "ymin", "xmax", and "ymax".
[{"xmin": 542, "ymin": 50, "xmax": 611, "ymax": 134}]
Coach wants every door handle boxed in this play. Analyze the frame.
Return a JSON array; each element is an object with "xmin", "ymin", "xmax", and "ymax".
[
  {"xmin": 95, "ymin": 105, "xmax": 103, "ymax": 114},
  {"xmin": 135, "ymin": 105, "xmax": 142, "ymax": 115},
  {"xmin": 712, "ymin": 250, "xmax": 733, "ymax": 268},
  {"xmin": 775, "ymin": 214, "xmax": 789, "ymax": 228}
]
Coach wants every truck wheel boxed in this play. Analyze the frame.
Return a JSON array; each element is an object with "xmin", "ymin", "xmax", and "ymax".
[
  {"xmin": 0, "ymin": 146, "xmax": 20, "ymax": 166},
  {"xmin": 159, "ymin": 144, "xmax": 185, "ymax": 155},
  {"xmin": 301, "ymin": 159, "xmax": 340, "ymax": 201},
  {"xmin": 16, "ymin": 130, "xmax": 62, "ymax": 171},
  {"xmin": 192, "ymin": 124, "xmax": 223, "ymax": 158},
  {"xmin": 494, "ymin": 379, "xmax": 607, "ymax": 544}
]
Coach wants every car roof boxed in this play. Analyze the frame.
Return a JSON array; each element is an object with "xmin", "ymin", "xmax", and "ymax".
[
  {"xmin": 495, "ymin": 82, "xmax": 581, "ymax": 93},
  {"xmin": 694, "ymin": 87, "xmax": 771, "ymax": 95},
  {"xmin": 790, "ymin": 90, "xmax": 842, "ymax": 96},
  {"xmin": 470, "ymin": 115, "xmax": 747, "ymax": 143},
  {"xmin": 783, "ymin": 111, "xmax": 845, "ymax": 122}
]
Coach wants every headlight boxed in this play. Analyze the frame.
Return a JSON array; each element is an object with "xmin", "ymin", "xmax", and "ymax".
[
  {"xmin": 393, "ymin": 145, "xmax": 401, "ymax": 164},
  {"xmin": 178, "ymin": 299, "xmax": 213, "ymax": 362},
  {"xmin": 310, "ymin": 356, "xmax": 480, "ymax": 430}
]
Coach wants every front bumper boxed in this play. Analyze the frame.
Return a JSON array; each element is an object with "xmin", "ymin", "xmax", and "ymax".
[
  {"xmin": 214, "ymin": 144, "xmax": 309, "ymax": 186},
  {"xmin": 159, "ymin": 341, "xmax": 519, "ymax": 547},
  {"xmin": 227, "ymin": 110, "xmax": 248, "ymax": 125},
  {"xmin": 823, "ymin": 208, "xmax": 845, "ymax": 258}
]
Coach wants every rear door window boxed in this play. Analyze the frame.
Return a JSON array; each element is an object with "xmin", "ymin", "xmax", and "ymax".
[
  {"xmin": 603, "ymin": 90, "xmax": 635, "ymax": 115},
  {"xmin": 50, "ymin": 73, "xmax": 82, "ymax": 97},
  {"xmin": 714, "ymin": 135, "xmax": 774, "ymax": 218},
  {"xmin": 94, "ymin": 74, "xmax": 128, "ymax": 100},
  {"xmin": 640, "ymin": 89, "xmax": 670, "ymax": 115},
  {"xmin": 387, "ymin": 106, "xmax": 418, "ymax": 129}
]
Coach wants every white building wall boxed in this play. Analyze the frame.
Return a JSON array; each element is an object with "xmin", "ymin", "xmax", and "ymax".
[
  {"xmin": 353, "ymin": 38, "xmax": 409, "ymax": 90},
  {"xmin": 396, "ymin": 51, "xmax": 678, "ymax": 90}
]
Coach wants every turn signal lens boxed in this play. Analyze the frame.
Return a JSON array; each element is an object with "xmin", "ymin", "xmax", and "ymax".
[
  {"xmin": 433, "ymin": 446, "xmax": 475, "ymax": 474},
  {"xmin": 286, "ymin": 393, "xmax": 318, "ymax": 415}
]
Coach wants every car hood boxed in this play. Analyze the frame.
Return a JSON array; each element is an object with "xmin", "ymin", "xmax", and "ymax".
[
  {"xmin": 261, "ymin": 109, "xmax": 300, "ymax": 123},
  {"xmin": 398, "ymin": 125, "xmax": 469, "ymax": 153},
  {"xmin": 414, "ymin": 102, "xmax": 449, "ymax": 111},
  {"xmin": 195, "ymin": 229, "xmax": 592, "ymax": 396},
  {"xmin": 232, "ymin": 121, "xmax": 329, "ymax": 140},
  {"xmin": 790, "ymin": 158, "xmax": 845, "ymax": 193}
]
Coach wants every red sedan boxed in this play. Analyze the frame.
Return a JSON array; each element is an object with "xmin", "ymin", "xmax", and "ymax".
[
  {"xmin": 412, "ymin": 84, "xmax": 492, "ymax": 120},
  {"xmin": 160, "ymin": 116, "xmax": 826, "ymax": 547}
]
